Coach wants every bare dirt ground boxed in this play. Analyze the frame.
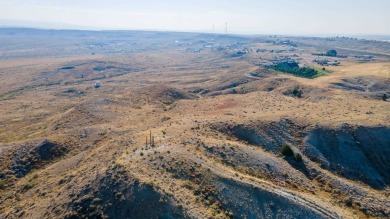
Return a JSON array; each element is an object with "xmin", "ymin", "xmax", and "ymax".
[{"xmin": 0, "ymin": 29, "xmax": 389, "ymax": 219}]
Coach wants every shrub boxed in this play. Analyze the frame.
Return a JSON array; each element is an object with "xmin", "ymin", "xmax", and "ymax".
[
  {"xmin": 292, "ymin": 87, "xmax": 303, "ymax": 98},
  {"xmin": 193, "ymin": 189, "xmax": 201, "ymax": 196},
  {"xmin": 383, "ymin": 94, "xmax": 388, "ymax": 101},
  {"xmin": 21, "ymin": 182, "xmax": 33, "ymax": 191},
  {"xmin": 161, "ymin": 116, "xmax": 171, "ymax": 122},
  {"xmin": 0, "ymin": 179, "xmax": 6, "ymax": 189},
  {"xmin": 294, "ymin": 153, "xmax": 303, "ymax": 162},
  {"xmin": 58, "ymin": 178, "xmax": 66, "ymax": 185},
  {"xmin": 280, "ymin": 144, "xmax": 294, "ymax": 156}
]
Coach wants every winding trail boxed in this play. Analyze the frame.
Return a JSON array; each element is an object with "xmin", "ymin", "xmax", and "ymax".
[
  {"xmin": 243, "ymin": 71, "xmax": 262, "ymax": 79},
  {"xmin": 124, "ymin": 142, "xmax": 344, "ymax": 219},
  {"xmin": 189, "ymin": 154, "xmax": 342, "ymax": 219}
]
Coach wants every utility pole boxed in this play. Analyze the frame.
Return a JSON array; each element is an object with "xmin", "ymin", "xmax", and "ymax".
[{"xmin": 150, "ymin": 130, "xmax": 152, "ymax": 147}]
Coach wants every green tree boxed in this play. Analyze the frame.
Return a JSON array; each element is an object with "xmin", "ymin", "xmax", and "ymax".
[
  {"xmin": 294, "ymin": 153, "xmax": 303, "ymax": 162},
  {"xmin": 280, "ymin": 144, "xmax": 294, "ymax": 156},
  {"xmin": 326, "ymin": 50, "xmax": 337, "ymax": 57}
]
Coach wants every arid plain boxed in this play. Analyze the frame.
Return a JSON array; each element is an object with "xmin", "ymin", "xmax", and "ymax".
[{"xmin": 0, "ymin": 28, "xmax": 389, "ymax": 218}]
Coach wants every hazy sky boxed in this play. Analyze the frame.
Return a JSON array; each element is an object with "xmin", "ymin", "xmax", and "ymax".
[{"xmin": 0, "ymin": 0, "xmax": 389, "ymax": 35}]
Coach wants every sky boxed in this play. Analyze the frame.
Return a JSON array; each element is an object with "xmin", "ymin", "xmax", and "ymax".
[{"xmin": 0, "ymin": 0, "xmax": 389, "ymax": 36}]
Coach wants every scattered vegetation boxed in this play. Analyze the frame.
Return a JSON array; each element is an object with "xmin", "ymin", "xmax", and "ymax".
[{"xmin": 1, "ymin": 29, "xmax": 389, "ymax": 219}]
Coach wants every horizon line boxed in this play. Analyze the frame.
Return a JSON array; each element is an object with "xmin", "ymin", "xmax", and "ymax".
[{"xmin": 1, "ymin": 25, "xmax": 390, "ymax": 39}]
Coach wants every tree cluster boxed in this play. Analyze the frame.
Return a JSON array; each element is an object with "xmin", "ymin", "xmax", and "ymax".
[{"xmin": 267, "ymin": 62, "xmax": 318, "ymax": 78}]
